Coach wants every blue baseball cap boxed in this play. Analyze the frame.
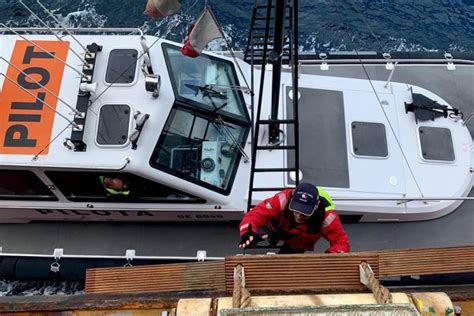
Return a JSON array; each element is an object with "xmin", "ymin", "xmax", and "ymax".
[{"xmin": 289, "ymin": 183, "xmax": 319, "ymax": 216}]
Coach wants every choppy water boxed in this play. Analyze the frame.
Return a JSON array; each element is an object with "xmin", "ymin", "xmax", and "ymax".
[
  {"xmin": 0, "ymin": 280, "xmax": 83, "ymax": 296},
  {"xmin": 1, "ymin": 0, "xmax": 474, "ymax": 52},
  {"xmin": 0, "ymin": 0, "xmax": 473, "ymax": 297}
]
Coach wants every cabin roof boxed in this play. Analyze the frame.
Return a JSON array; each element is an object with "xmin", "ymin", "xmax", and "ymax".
[{"xmin": 0, "ymin": 34, "xmax": 174, "ymax": 170}]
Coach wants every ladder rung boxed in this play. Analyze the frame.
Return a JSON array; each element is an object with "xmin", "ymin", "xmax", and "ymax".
[
  {"xmin": 256, "ymin": 145, "xmax": 296, "ymax": 150},
  {"xmin": 254, "ymin": 168, "xmax": 297, "ymax": 172},
  {"xmin": 253, "ymin": 26, "xmax": 291, "ymax": 31},
  {"xmin": 251, "ymin": 187, "xmax": 289, "ymax": 192},
  {"xmin": 259, "ymin": 119, "xmax": 296, "ymax": 124},
  {"xmin": 254, "ymin": 17, "xmax": 273, "ymax": 21}
]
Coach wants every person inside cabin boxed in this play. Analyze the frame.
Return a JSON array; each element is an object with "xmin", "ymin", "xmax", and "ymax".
[
  {"xmin": 100, "ymin": 175, "xmax": 130, "ymax": 197},
  {"xmin": 238, "ymin": 182, "xmax": 350, "ymax": 254}
]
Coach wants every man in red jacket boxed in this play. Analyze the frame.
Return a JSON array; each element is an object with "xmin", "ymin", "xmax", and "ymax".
[{"xmin": 239, "ymin": 182, "xmax": 350, "ymax": 254}]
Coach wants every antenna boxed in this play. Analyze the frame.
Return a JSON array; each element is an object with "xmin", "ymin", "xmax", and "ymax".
[
  {"xmin": 0, "ymin": 73, "xmax": 81, "ymax": 130},
  {"xmin": 35, "ymin": 0, "xmax": 89, "ymax": 54},
  {"xmin": 0, "ymin": 56, "xmax": 83, "ymax": 118},
  {"xmin": 18, "ymin": 0, "xmax": 87, "ymax": 64},
  {"xmin": 0, "ymin": 23, "xmax": 88, "ymax": 80}
]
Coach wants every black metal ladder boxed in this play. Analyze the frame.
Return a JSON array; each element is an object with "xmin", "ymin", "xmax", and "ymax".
[{"xmin": 245, "ymin": 0, "xmax": 301, "ymax": 212}]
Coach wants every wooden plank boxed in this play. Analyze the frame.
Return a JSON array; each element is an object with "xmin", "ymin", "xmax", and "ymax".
[
  {"xmin": 378, "ymin": 246, "xmax": 474, "ymax": 277},
  {"xmin": 225, "ymin": 253, "xmax": 379, "ymax": 292},
  {"xmin": 0, "ymin": 293, "xmax": 178, "ymax": 313},
  {"xmin": 86, "ymin": 261, "xmax": 225, "ymax": 294}
]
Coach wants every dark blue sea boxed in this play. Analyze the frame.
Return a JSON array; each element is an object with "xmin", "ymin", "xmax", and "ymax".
[
  {"xmin": 0, "ymin": 0, "xmax": 473, "ymax": 297},
  {"xmin": 1, "ymin": 0, "xmax": 474, "ymax": 52}
]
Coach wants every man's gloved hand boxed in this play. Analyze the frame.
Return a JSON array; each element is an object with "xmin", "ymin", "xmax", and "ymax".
[{"xmin": 239, "ymin": 224, "xmax": 261, "ymax": 249}]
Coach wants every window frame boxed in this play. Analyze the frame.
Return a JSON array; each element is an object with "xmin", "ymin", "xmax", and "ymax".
[
  {"xmin": 95, "ymin": 104, "xmax": 132, "ymax": 147},
  {"xmin": 0, "ymin": 169, "xmax": 57, "ymax": 201},
  {"xmin": 104, "ymin": 48, "xmax": 139, "ymax": 86},
  {"xmin": 162, "ymin": 43, "xmax": 250, "ymax": 125},
  {"xmin": 149, "ymin": 43, "xmax": 251, "ymax": 195},
  {"xmin": 149, "ymin": 104, "xmax": 250, "ymax": 195},
  {"xmin": 350, "ymin": 121, "xmax": 389, "ymax": 159},
  {"xmin": 417, "ymin": 126, "xmax": 456, "ymax": 163},
  {"xmin": 45, "ymin": 171, "xmax": 206, "ymax": 203}
]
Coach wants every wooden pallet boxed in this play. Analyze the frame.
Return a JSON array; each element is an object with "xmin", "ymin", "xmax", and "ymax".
[
  {"xmin": 225, "ymin": 252, "xmax": 379, "ymax": 292},
  {"xmin": 85, "ymin": 246, "xmax": 474, "ymax": 294}
]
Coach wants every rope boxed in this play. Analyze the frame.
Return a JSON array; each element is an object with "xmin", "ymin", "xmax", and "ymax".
[
  {"xmin": 232, "ymin": 264, "xmax": 252, "ymax": 308},
  {"xmin": 360, "ymin": 262, "xmax": 392, "ymax": 304}
]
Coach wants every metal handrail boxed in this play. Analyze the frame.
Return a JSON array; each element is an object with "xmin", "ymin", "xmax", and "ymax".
[
  {"xmin": 332, "ymin": 196, "xmax": 474, "ymax": 202},
  {"xmin": 0, "ymin": 27, "xmax": 144, "ymax": 37},
  {"xmin": 0, "ymin": 251, "xmax": 224, "ymax": 261},
  {"xmin": 299, "ymin": 58, "xmax": 474, "ymax": 65}
]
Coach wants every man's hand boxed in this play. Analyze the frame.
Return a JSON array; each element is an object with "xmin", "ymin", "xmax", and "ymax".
[{"xmin": 239, "ymin": 224, "xmax": 261, "ymax": 249}]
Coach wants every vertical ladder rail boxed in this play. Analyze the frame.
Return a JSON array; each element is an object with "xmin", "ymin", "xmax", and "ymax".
[
  {"xmin": 269, "ymin": 0, "xmax": 286, "ymax": 144},
  {"xmin": 246, "ymin": 0, "xmax": 299, "ymax": 213},
  {"xmin": 292, "ymin": 0, "xmax": 300, "ymax": 186},
  {"xmin": 247, "ymin": 0, "xmax": 274, "ymax": 213}
]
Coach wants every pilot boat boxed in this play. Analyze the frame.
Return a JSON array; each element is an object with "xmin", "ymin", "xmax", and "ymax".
[{"xmin": 0, "ymin": 1, "xmax": 473, "ymax": 226}]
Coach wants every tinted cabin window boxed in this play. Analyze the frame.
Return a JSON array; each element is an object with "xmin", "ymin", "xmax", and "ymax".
[
  {"xmin": 150, "ymin": 107, "xmax": 248, "ymax": 193},
  {"xmin": 0, "ymin": 170, "xmax": 56, "ymax": 201},
  {"xmin": 351, "ymin": 121, "xmax": 388, "ymax": 158},
  {"xmin": 163, "ymin": 44, "xmax": 250, "ymax": 123},
  {"xmin": 46, "ymin": 171, "xmax": 205, "ymax": 203},
  {"xmin": 97, "ymin": 104, "xmax": 131, "ymax": 145},
  {"xmin": 105, "ymin": 49, "xmax": 138, "ymax": 84},
  {"xmin": 419, "ymin": 127, "xmax": 455, "ymax": 162}
]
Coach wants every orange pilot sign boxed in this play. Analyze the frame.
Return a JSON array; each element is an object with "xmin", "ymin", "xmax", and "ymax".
[{"xmin": 0, "ymin": 40, "xmax": 69, "ymax": 155}]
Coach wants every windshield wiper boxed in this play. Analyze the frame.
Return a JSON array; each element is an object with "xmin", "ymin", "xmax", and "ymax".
[{"xmin": 184, "ymin": 84, "xmax": 228, "ymax": 100}]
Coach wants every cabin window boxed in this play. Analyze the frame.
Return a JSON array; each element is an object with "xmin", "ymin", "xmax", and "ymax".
[
  {"xmin": 418, "ymin": 126, "xmax": 455, "ymax": 162},
  {"xmin": 0, "ymin": 170, "xmax": 57, "ymax": 201},
  {"xmin": 105, "ymin": 49, "xmax": 138, "ymax": 84},
  {"xmin": 97, "ymin": 104, "xmax": 131, "ymax": 145},
  {"xmin": 150, "ymin": 107, "xmax": 248, "ymax": 194},
  {"xmin": 157, "ymin": 43, "xmax": 251, "ymax": 194},
  {"xmin": 162, "ymin": 43, "xmax": 249, "ymax": 122},
  {"xmin": 45, "ymin": 171, "xmax": 205, "ymax": 203},
  {"xmin": 351, "ymin": 121, "xmax": 388, "ymax": 158}
]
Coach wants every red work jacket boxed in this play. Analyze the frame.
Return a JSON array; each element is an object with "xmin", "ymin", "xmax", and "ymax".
[{"xmin": 239, "ymin": 188, "xmax": 350, "ymax": 252}]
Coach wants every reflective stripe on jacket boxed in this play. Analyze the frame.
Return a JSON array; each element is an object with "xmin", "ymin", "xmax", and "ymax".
[{"xmin": 239, "ymin": 188, "xmax": 350, "ymax": 253}]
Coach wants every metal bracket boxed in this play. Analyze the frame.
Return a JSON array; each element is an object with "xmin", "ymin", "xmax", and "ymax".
[
  {"xmin": 74, "ymin": 112, "xmax": 85, "ymax": 119},
  {"xmin": 85, "ymin": 52, "xmax": 96, "ymax": 59},
  {"xmin": 197, "ymin": 250, "xmax": 207, "ymax": 262},
  {"xmin": 384, "ymin": 62, "xmax": 398, "ymax": 88},
  {"xmin": 50, "ymin": 248, "xmax": 63, "ymax": 273},
  {"xmin": 63, "ymin": 138, "xmax": 75, "ymax": 150},
  {"xmin": 53, "ymin": 248, "xmax": 63, "ymax": 260},
  {"xmin": 81, "ymin": 74, "xmax": 92, "ymax": 82},
  {"xmin": 72, "ymin": 124, "xmax": 84, "ymax": 132},
  {"xmin": 444, "ymin": 52, "xmax": 456, "ymax": 70},
  {"xmin": 319, "ymin": 53, "xmax": 329, "ymax": 70},
  {"xmin": 383, "ymin": 52, "xmax": 394, "ymax": 70},
  {"xmin": 124, "ymin": 249, "xmax": 135, "ymax": 267}
]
